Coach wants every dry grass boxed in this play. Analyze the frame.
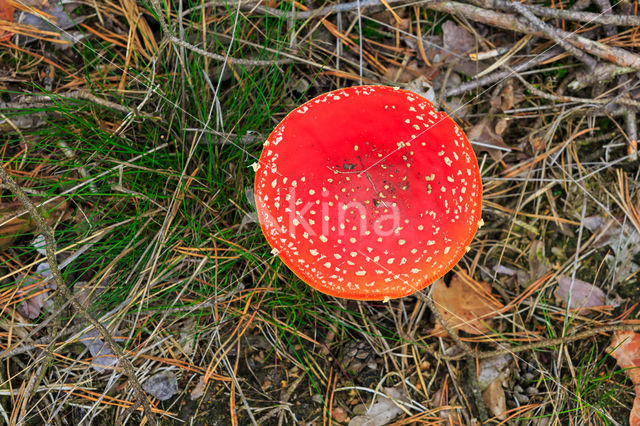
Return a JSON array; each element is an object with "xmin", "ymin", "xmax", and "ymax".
[{"xmin": 1, "ymin": 0, "xmax": 640, "ymax": 424}]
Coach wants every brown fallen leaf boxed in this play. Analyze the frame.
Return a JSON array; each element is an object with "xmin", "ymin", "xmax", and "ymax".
[
  {"xmin": 0, "ymin": 0, "xmax": 15, "ymax": 41},
  {"xmin": 349, "ymin": 387, "xmax": 408, "ymax": 426},
  {"xmin": 608, "ymin": 331, "xmax": 640, "ymax": 425},
  {"xmin": 467, "ymin": 118, "xmax": 510, "ymax": 161},
  {"xmin": 482, "ymin": 379, "xmax": 506, "ymax": 420},
  {"xmin": 143, "ymin": 371, "xmax": 179, "ymax": 401},
  {"xmin": 190, "ymin": 375, "xmax": 207, "ymax": 400},
  {"xmin": 432, "ymin": 271, "xmax": 503, "ymax": 336},
  {"xmin": 555, "ymin": 276, "xmax": 606, "ymax": 313},
  {"xmin": 442, "ymin": 21, "xmax": 475, "ymax": 54}
]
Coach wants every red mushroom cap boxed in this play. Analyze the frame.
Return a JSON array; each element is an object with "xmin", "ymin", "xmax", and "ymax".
[{"xmin": 254, "ymin": 85, "xmax": 482, "ymax": 300}]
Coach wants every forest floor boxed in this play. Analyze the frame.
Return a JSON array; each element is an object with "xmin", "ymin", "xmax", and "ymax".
[{"xmin": 1, "ymin": 0, "xmax": 640, "ymax": 424}]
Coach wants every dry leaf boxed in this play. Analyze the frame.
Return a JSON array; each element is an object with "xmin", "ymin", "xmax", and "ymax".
[
  {"xmin": 432, "ymin": 272, "xmax": 503, "ymax": 336},
  {"xmin": 608, "ymin": 331, "xmax": 640, "ymax": 425},
  {"xmin": 143, "ymin": 371, "xmax": 179, "ymax": 401},
  {"xmin": 405, "ymin": 76, "xmax": 436, "ymax": 105},
  {"xmin": 78, "ymin": 329, "xmax": 124, "ymax": 373},
  {"xmin": 442, "ymin": 21, "xmax": 475, "ymax": 54},
  {"xmin": 0, "ymin": 0, "xmax": 15, "ymax": 41},
  {"xmin": 16, "ymin": 261, "xmax": 56, "ymax": 319},
  {"xmin": 494, "ymin": 118, "xmax": 508, "ymax": 136},
  {"xmin": 482, "ymin": 379, "xmax": 506, "ymax": 420},
  {"xmin": 349, "ymin": 387, "xmax": 407, "ymax": 426},
  {"xmin": 14, "ymin": 0, "xmax": 86, "ymax": 47},
  {"xmin": 555, "ymin": 276, "xmax": 606, "ymax": 312},
  {"xmin": 190, "ymin": 375, "xmax": 206, "ymax": 400},
  {"xmin": 467, "ymin": 118, "xmax": 510, "ymax": 161},
  {"xmin": 499, "ymin": 81, "xmax": 523, "ymax": 111},
  {"xmin": 477, "ymin": 355, "xmax": 511, "ymax": 390}
]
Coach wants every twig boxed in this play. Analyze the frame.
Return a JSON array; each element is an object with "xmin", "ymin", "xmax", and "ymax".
[
  {"xmin": 432, "ymin": 323, "xmax": 640, "ymax": 361},
  {"xmin": 624, "ymin": 108, "xmax": 638, "ymax": 160},
  {"xmin": 445, "ymin": 48, "xmax": 563, "ymax": 97},
  {"xmin": 0, "ymin": 166, "xmax": 157, "ymax": 423},
  {"xmin": 593, "ymin": 0, "xmax": 617, "ymax": 37},
  {"xmin": 248, "ymin": 0, "xmax": 640, "ymax": 28},
  {"xmin": 252, "ymin": 0, "xmax": 409, "ymax": 19},
  {"xmin": 423, "ymin": 1, "xmax": 640, "ymax": 70},
  {"xmin": 479, "ymin": 0, "xmax": 640, "ymax": 27},
  {"xmin": 568, "ymin": 63, "xmax": 635, "ymax": 90},
  {"xmin": 510, "ymin": 2, "xmax": 596, "ymax": 69},
  {"xmin": 8, "ymin": 90, "xmax": 159, "ymax": 119},
  {"xmin": 415, "ymin": 291, "xmax": 474, "ymax": 357},
  {"xmin": 508, "ymin": 66, "xmax": 640, "ymax": 108}
]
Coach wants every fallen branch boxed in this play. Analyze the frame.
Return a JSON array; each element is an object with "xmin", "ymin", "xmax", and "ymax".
[
  {"xmin": 430, "ymin": 323, "xmax": 640, "ymax": 361},
  {"xmin": 511, "ymin": 2, "xmax": 596, "ymax": 69},
  {"xmin": 247, "ymin": 0, "xmax": 640, "ymax": 27},
  {"xmin": 0, "ymin": 166, "xmax": 157, "ymax": 423},
  {"xmin": 445, "ymin": 48, "xmax": 563, "ymax": 97},
  {"xmin": 423, "ymin": 1, "xmax": 640, "ymax": 70},
  {"xmin": 478, "ymin": 0, "xmax": 640, "ymax": 27}
]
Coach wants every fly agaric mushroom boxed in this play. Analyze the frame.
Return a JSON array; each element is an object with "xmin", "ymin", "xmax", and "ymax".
[{"xmin": 254, "ymin": 85, "xmax": 482, "ymax": 300}]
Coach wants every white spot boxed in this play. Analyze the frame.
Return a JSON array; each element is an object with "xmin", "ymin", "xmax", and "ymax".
[
  {"xmin": 398, "ymin": 239, "xmax": 406, "ymax": 246},
  {"xmin": 319, "ymin": 235, "xmax": 328, "ymax": 242}
]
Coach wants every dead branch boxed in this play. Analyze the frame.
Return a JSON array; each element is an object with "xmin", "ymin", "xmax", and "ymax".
[
  {"xmin": 423, "ymin": 1, "xmax": 640, "ymax": 70},
  {"xmin": 479, "ymin": 0, "xmax": 640, "ymax": 27},
  {"xmin": 445, "ymin": 48, "xmax": 563, "ymax": 97},
  {"xmin": 511, "ymin": 2, "xmax": 597, "ymax": 69},
  {"xmin": 0, "ymin": 166, "xmax": 157, "ymax": 423},
  {"xmin": 433, "ymin": 323, "xmax": 640, "ymax": 361}
]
